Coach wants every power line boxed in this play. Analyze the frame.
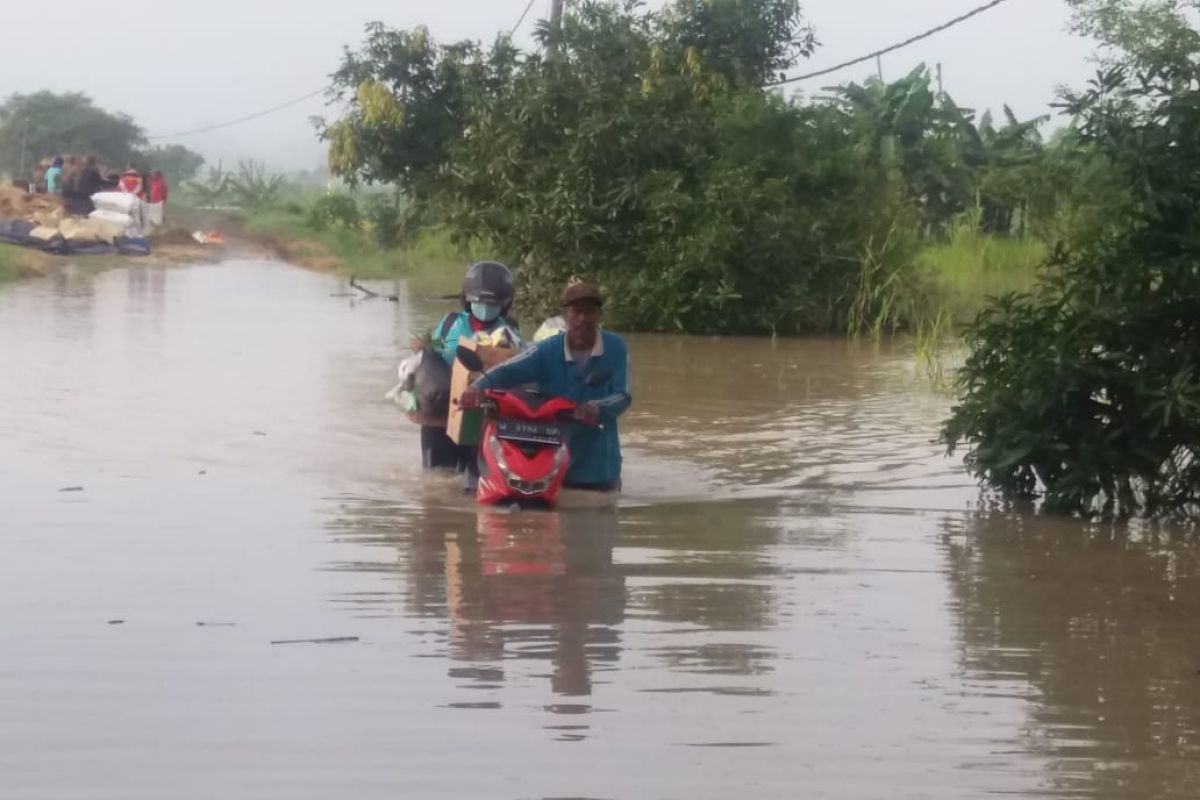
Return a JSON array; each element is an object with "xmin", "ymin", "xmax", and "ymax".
[
  {"xmin": 510, "ymin": 0, "xmax": 539, "ymax": 36},
  {"xmin": 148, "ymin": 0, "xmax": 540, "ymax": 141},
  {"xmin": 768, "ymin": 0, "xmax": 1014, "ymax": 87},
  {"xmin": 146, "ymin": 86, "xmax": 330, "ymax": 141},
  {"xmin": 145, "ymin": 0, "xmax": 998, "ymax": 141}
]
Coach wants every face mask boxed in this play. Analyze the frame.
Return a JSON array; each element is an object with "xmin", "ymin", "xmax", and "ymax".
[{"xmin": 470, "ymin": 302, "xmax": 502, "ymax": 323}]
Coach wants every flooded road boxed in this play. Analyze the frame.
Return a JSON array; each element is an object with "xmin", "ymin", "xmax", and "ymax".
[{"xmin": 1, "ymin": 260, "xmax": 1198, "ymax": 799}]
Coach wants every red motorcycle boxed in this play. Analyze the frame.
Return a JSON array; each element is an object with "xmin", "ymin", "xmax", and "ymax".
[{"xmin": 456, "ymin": 346, "xmax": 609, "ymax": 508}]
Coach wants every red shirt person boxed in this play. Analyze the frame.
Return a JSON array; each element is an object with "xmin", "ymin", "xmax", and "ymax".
[
  {"xmin": 117, "ymin": 168, "xmax": 144, "ymax": 197},
  {"xmin": 147, "ymin": 171, "xmax": 169, "ymax": 204}
]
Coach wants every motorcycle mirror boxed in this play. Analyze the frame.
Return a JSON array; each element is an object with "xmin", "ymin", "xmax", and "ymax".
[
  {"xmin": 455, "ymin": 345, "xmax": 485, "ymax": 373},
  {"xmin": 584, "ymin": 367, "xmax": 613, "ymax": 387}
]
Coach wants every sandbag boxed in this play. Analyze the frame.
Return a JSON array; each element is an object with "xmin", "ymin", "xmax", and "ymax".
[
  {"xmin": 115, "ymin": 237, "xmax": 151, "ymax": 256},
  {"xmin": 0, "ymin": 218, "xmax": 36, "ymax": 238},
  {"xmin": 91, "ymin": 191, "xmax": 140, "ymax": 215},
  {"xmin": 89, "ymin": 208, "xmax": 135, "ymax": 227},
  {"xmin": 60, "ymin": 217, "xmax": 124, "ymax": 243}
]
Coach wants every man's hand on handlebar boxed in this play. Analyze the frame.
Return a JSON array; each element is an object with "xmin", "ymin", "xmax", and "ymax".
[{"xmin": 574, "ymin": 402, "xmax": 600, "ymax": 425}]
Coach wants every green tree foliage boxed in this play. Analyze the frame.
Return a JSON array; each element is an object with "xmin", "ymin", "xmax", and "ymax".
[
  {"xmin": 1067, "ymin": 0, "xmax": 1200, "ymax": 70},
  {"xmin": 0, "ymin": 91, "xmax": 145, "ymax": 176},
  {"xmin": 309, "ymin": 193, "xmax": 361, "ymax": 230},
  {"xmin": 655, "ymin": 0, "xmax": 816, "ymax": 87},
  {"xmin": 320, "ymin": 1, "xmax": 1077, "ymax": 334},
  {"xmin": 137, "ymin": 144, "xmax": 205, "ymax": 186},
  {"xmin": 319, "ymin": 23, "xmax": 518, "ymax": 200},
  {"xmin": 943, "ymin": 5, "xmax": 1200, "ymax": 518}
]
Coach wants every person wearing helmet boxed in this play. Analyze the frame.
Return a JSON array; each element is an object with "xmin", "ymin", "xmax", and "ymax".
[
  {"xmin": 431, "ymin": 261, "xmax": 522, "ymax": 366},
  {"xmin": 420, "ymin": 261, "xmax": 524, "ymax": 473}
]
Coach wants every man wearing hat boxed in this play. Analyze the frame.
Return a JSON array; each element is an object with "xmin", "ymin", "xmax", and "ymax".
[{"xmin": 460, "ymin": 279, "xmax": 632, "ymax": 491}]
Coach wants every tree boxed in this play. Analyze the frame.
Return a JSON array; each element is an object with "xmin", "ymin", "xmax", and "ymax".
[
  {"xmin": 322, "ymin": 1, "xmax": 921, "ymax": 334},
  {"xmin": 318, "ymin": 23, "xmax": 517, "ymax": 200},
  {"xmin": 656, "ymin": 0, "xmax": 816, "ymax": 87},
  {"xmin": 1066, "ymin": 0, "xmax": 1200, "ymax": 71},
  {"xmin": 137, "ymin": 144, "xmax": 205, "ymax": 185},
  {"xmin": 0, "ymin": 91, "xmax": 145, "ymax": 177},
  {"xmin": 942, "ymin": 4, "xmax": 1200, "ymax": 517}
]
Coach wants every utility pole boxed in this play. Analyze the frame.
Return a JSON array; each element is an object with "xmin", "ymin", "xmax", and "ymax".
[
  {"xmin": 875, "ymin": 55, "xmax": 883, "ymax": 82},
  {"xmin": 936, "ymin": 63, "xmax": 944, "ymax": 97},
  {"xmin": 547, "ymin": 0, "xmax": 565, "ymax": 62}
]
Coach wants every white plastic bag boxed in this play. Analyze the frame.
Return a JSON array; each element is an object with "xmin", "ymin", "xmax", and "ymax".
[{"xmin": 91, "ymin": 192, "xmax": 140, "ymax": 215}]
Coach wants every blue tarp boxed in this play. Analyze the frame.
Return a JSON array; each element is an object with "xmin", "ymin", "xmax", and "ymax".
[{"xmin": 0, "ymin": 218, "xmax": 150, "ymax": 257}]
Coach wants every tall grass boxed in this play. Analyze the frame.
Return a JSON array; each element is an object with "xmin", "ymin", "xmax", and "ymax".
[
  {"xmin": 229, "ymin": 199, "xmax": 485, "ymax": 289},
  {"xmin": 847, "ymin": 210, "xmax": 1046, "ymax": 385},
  {"xmin": 920, "ymin": 213, "xmax": 1045, "ymax": 323}
]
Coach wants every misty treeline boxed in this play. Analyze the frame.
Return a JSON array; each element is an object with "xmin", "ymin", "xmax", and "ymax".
[{"xmin": 0, "ymin": 91, "xmax": 204, "ymax": 187}]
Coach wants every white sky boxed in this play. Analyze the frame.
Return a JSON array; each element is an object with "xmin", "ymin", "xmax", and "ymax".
[{"xmin": 0, "ymin": 0, "xmax": 1096, "ymax": 171}]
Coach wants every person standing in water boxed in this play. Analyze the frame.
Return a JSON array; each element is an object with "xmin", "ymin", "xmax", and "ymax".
[
  {"xmin": 420, "ymin": 261, "xmax": 523, "ymax": 473},
  {"xmin": 460, "ymin": 279, "xmax": 631, "ymax": 491}
]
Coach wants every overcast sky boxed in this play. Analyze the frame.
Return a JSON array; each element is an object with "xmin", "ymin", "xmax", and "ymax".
[{"xmin": 2, "ymin": 0, "xmax": 1096, "ymax": 171}]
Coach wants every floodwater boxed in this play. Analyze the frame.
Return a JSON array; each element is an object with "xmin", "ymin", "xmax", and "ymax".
[{"xmin": 1, "ymin": 260, "xmax": 1198, "ymax": 799}]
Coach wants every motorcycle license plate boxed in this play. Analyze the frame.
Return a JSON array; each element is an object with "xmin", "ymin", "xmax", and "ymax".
[{"xmin": 495, "ymin": 419, "xmax": 562, "ymax": 445}]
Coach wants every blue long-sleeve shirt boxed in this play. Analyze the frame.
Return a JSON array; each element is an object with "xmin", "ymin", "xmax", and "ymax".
[{"xmin": 475, "ymin": 331, "xmax": 632, "ymax": 487}]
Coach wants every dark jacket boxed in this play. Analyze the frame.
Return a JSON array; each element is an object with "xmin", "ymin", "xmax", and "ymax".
[{"xmin": 65, "ymin": 166, "xmax": 103, "ymax": 215}]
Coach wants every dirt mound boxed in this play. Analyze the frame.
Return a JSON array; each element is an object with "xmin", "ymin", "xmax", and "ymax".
[{"xmin": 0, "ymin": 186, "xmax": 63, "ymax": 219}]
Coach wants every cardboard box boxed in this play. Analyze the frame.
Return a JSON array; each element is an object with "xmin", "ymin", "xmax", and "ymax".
[{"xmin": 447, "ymin": 337, "xmax": 519, "ymax": 445}]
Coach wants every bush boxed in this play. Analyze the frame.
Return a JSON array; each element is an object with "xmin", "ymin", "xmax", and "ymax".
[
  {"xmin": 365, "ymin": 193, "xmax": 404, "ymax": 248},
  {"xmin": 308, "ymin": 193, "xmax": 361, "ymax": 231},
  {"xmin": 943, "ymin": 62, "xmax": 1200, "ymax": 518}
]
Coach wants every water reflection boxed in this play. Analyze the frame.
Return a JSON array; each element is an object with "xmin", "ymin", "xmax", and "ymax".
[
  {"xmin": 446, "ymin": 509, "xmax": 623, "ymax": 697},
  {"xmin": 946, "ymin": 514, "xmax": 1200, "ymax": 799},
  {"xmin": 328, "ymin": 494, "xmax": 787, "ymax": 704}
]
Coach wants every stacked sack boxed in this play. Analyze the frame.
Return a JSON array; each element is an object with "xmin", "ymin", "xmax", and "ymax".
[{"xmin": 89, "ymin": 192, "xmax": 145, "ymax": 239}]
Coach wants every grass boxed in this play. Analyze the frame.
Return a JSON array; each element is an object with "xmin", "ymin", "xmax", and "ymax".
[
  {"xmin": 182, "ymin": 193, "xmax": 485, "ymax": 294},
  {"xmin": 0, "ymin": 242, "xmax": 51, "ymax": 282},
  {"xmin": 0, "ymin": 245, "xmax": 17, "ymax": 282},
  {"xmin": 919, "ymin": 226, "xmax": 1046, "ymax": 324}
]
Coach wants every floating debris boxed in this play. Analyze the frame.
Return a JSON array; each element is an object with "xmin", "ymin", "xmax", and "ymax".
[{"xmin": 270, "ymin": 636, "xmax": 359, "ymax": 645}]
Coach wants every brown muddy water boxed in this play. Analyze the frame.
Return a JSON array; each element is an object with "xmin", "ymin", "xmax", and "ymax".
[{"xmin": 1, "ymin": 260, "xmax": 1198, "ymax": 799}]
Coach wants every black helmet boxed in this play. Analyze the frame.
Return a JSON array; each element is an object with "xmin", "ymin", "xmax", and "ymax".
[{"xmin": 462, "ymin": 261, "xmax": 515, "ymax": 306}]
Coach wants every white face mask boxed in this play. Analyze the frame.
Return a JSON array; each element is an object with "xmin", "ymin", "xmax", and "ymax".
[{"xmin": 470, "ymin": 302, "xmax": 502, "ymax": 323}]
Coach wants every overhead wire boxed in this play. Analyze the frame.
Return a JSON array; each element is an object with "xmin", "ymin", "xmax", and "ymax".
[
  {"xmin": 146, "ymin": 86, "xmax": 330, "ymax": 140},
  {"xmin": 146, "ymin": 1, "xmax": 1013, "ymax": 140},
  {"xmin": 148, "ymin": 0, "xmax": 542, "ymax": 140},
  {"xmin": 767, "ymin": 0, "xmax": 1015, "ymax": 87},
  {"xmin": 510, "ymin": 0, "xmax": 539, "ymax": 36}
]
